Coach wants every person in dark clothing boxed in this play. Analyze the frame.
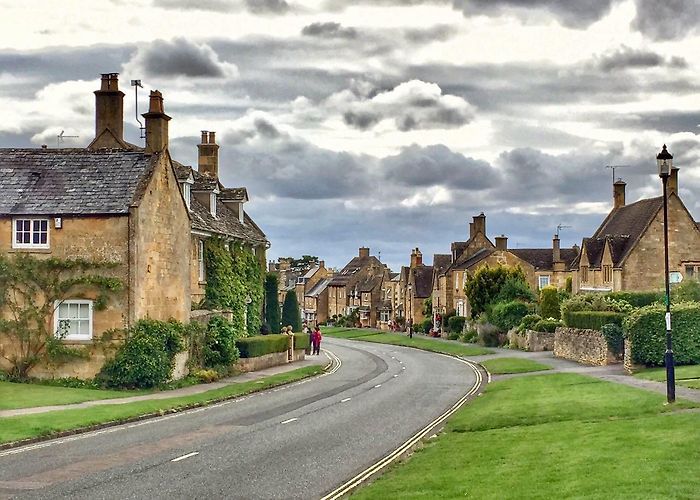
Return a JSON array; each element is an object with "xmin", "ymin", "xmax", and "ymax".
[{"xmin": 311, "ymin": 326, "xmax": 322, "ymax": 355}]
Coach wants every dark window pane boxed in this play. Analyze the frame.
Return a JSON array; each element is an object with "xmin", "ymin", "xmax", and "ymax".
[
  {"xmin": 33, "ymin": 233, "xmax": 39, "ymax": 244},
  {"xmin": 40, "ymin": 220, "xmax": 47, "ymax": 231},
  {"xmin": 33, "ymin": 220, "xmax": 40, "ymax": 231},
  {"xmin": 23, "ymin": 233, "xmax": 30, "ymax": 243},
  {"xmin": 40, "ymin": 233, "xmax": 47, "ymax": 244}
]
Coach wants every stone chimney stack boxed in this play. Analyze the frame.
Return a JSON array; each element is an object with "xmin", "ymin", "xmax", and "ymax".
[
  {"xmin": 668, "ymin": 167, "xmax": 679, "ymax": 195},
  {"xmin": 410, "ymin": 248, "xmax": 423, "ymax": 268},
  {"xmin": 553, "ymin": 234, "xmax": 561, "ymax": 262},
  {"xmin": 93, "ymin": 73, "xmax": 124, "ymax": 146},
  {"xmin": 473, "ymin": 212, "xmax": 486, "ymax": 237},
  {"xmin": 613, "ymin": 179, "xmax": 626, "ymax": 209},
  {"xmin": 469, "ymin": 222, "xmax": 475, "ymax": 239},
  {"xmin": 495, "ymin": 235, "xmax": 508, "ymax": 251},
  {"xmin": 143, "ymin": 90, "xmax": 171, "ymax": 154},
  {"xmin": 319, "ymin": 260, "xmax": 325, "ymax": 269},
  {"xmin": 359, "ymin": 247, "xmax": 370, "ymax": 259},
  {"xmin": 198, "ymin": 130, "xmax": 220, "ymax": 178}
]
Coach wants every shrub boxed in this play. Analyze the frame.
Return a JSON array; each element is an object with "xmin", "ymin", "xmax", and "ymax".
[
  {"xmin": 293, "ymin": 332, "xmax": 310, "ymax": 350},
  {"xmin": 203, "ymin": 316, "xmax": 241, "ymax": 368},
  {"xmin": 98, "ymin": 319, "xmax": 184, "ymax": 389},
  {"xmin": 193, "ymin": 369, "xmax": 220, "ymax": 383},
  {"xmin": 236, "ymin": 334, "xmax": 289, "ymax": 358},
  {"xmin": 532, "ymin": 319, "xmax": 561, "ymax": 333},
  {"xmin": 264, "ymin": 273, "xmax": 281, "ymax": 334},
  {"xmin": 420, "ymin": 318, "xmax": 432, "ymax": 334},
  {"xmin": 260, "ymin": 322, "xmax": 271, "ymax": 335},
  {"xmin": 563, "ymin": 311, "xmax": 625, "ymax": 330},
  {"xmin": 565, "ymin": 276, "xmax": 572, "ymax": 293},
  {"xmin": 624, "ymin": 302, "xmax": 700, "ymax": 366},
  {"xmin": 561, "ymin": 293, "xmax": 632, "ymax": 316},
  {"xmin": 281, "ymin": 291, "xmax": 302, "ymax": 332},
  {"xmin": 448, "ymin": 316, "xmax": 467, "ymax": 334},
  {"xmin": 539, "ymin": 286, "xmax": 561, "ymax": 320},
  {"xmin": 607, "ymin": 291, "xmax": 663, "ymax": 308},
  {"xmin": 601, "ymin": 323, "xmax": 624, "ymax": 357},
  {"xmin": 495, "ymin": 275, "xmax": 536, "ymax": 304},
  {"xmin": 464, "ymin": 265, "xmax": 530, "ymax": 318},
  {"xmin": 447, "ymin": 332, "xmax": 460, "ymax": 340},
  {"xmin": 671, "ymin": 280, "xmax": 700, "ymax": 303},
  {"xmin": 489, "ymin": 301, "xmax": 531, "ymax": 332},
  {"xmin": 518, "ymin": 314, "xmax": 542, "ymax": 333},
  {"xmin": 461, "ymin": 328, "xmax": 478, "ymax": 343}
]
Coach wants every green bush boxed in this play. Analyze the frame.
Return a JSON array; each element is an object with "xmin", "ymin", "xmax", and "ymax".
[
  {"xmin": 489, "ymin": 301, "xmax": 531, "ymax": 332},
  {"xmin": 461, "ymin": 328, "xmax": 478, "ymax": 343},
  {"xmin": 532, "ymin": 319, "xmax": 561, "ymax": 333},
  {"xmin": 518, "ymin": 314, "xmax": 542, "ymax": 332},
  {"xmin": 671, "ymin": 280, "xmax": 700, "ymax": 303},
  {"xmin": 293, "ymin": 332, "xmax": 310, "ymax": 350},
  {"xmin": 624, "ymin": 302, "xmax": 700, "ymax": 366},
  {"xmin": 601, "ymin": 323, "xmax": 624, "ymax": 357},
  {"xmin": 564, "ymin": 311, "xmax": 625, "ymax": 330},
  {"xmin": 236, "ymin": 334, "xmax": 290, "ymax": 358},
  {"xmin": 264, "ymin": 273, "xmax": 281, "ymax": 334},
  {"xmin": 561, "ymin": 293, "xmax": 632, "ymax": 316},
  {"xmin": 606, "ymin": 291, "xmax": 663, "ymax": 308},
  {"xmin": 495, "ymin": 275, "xmax": 536, "ymax": 304},
  {"xmin": 281, "ymin": 290, "xmax": 302, "ymax": 332},
  {"xmin": 464, "ymin": 265, "xmax": 530, "ymax": 318},
  {"xmin": 447, "ymin": 316, "xmax": 467, "ymax": 334},
  {"xmin": 203, "ymin": 316, "xmax": 242, "ymax": 368},
  {"xmin": 98, "ymin": 319, "xmax": 184, "ymax": 389},
  {"xmin": 420, "ymin": 318, "xmax": 432, "ymax": 334},
  {"xmin": 447, "ymin": 332, "xmax": 460, "ymax": 340},
  {"xmin": 539, "ymin": 286, "xmax": 561, "ymax": 320}
]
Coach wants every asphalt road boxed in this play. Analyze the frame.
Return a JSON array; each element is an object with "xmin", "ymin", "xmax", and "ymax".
[{"xmin": 0, "ymin": 337, "xmax": 480, "ymax": 500}]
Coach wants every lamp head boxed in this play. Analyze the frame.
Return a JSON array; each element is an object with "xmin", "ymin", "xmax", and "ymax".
[{"xmin": 657, "ymin": 144, "xmax": 673, "ymax": 178}]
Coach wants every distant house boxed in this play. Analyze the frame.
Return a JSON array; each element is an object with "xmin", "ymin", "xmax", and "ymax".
[
  {"xmin": 572, "ymin": 171, "xmax": 700, "ymax": 292},
  {"xmin": 303, "ymin": 277, "xmax": 332, "ymax": 326},
  {"xmin": 403, "ymin": 248, "xmax": 434, "ymax": 325}
]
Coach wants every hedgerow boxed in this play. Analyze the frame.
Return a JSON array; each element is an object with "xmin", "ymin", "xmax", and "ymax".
[{"xmin": 236, "ymin": 334, "xmax": 290, "ymax": 358}]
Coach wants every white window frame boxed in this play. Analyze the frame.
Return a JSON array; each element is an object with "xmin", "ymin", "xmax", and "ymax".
[
  {"xmin": 210, "ymin": 192, "xmax": 217, "ymax": 217},
  {"xmin": 182, "ymin": 182, "xmax": 192, "ymax": 211},
  {"xmin": 198, "ymin": 240, "xmax": 205, "ymax": 282},
  {"xmin": 538, "ymin": 275, "xmax": 550, "ymax": 289},
  {"xmin": 12, "ymin": 218, "xmax": 50, "ymax": 249},
  {"xmin": 53, "ymin": 299, "xmax": 93, "ymax": 341}
]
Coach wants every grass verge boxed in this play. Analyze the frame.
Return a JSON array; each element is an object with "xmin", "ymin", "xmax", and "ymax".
[
  {"xmin": 322, "ymin": 327, "xmax": 383, "ymax": 339},
  {"xmin": 0, "ymin": 382, "xmax": 149, "ymax": 410},
  {"xmin": 0, "ymin": 365, "xmax": 323, "ymax": 446},
  {"xmin": 354, "ymin": 332, "xmax": 492, "ymax": 356},
  {"xmin": 634, "ymin": 365, "xmax": 700, "ymax": 390},
  {"xmin": 353, "ymin": 373, "xmax": 699, "ymax": 499},
  {"xmin": 480, "ymin": 357, "xmax": 552, "ymax": 375}
]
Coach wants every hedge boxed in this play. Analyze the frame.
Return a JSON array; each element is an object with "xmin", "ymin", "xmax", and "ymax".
[
  {"xmin": 447, "ymin": 316, "xmax": 467, "ymax": 334},
  {"xmin": 606, "ymin": 291, "xmax": 663, "ymax": 308},
  {"xmin": 293, "ymin": 332, "xmax": 311, "ymax": 350},
  {"xmin": 236, "ymin": 334, "xmax": 290, "ymax": 358},
  {"xmin": 624, "ymin": 302, "xmax": 700, "ymax": 366},
  {"xmin": 563, "ymin": 311, "xmax": 625, "ymax": 331},
  {"xmin": 490, "ymin": 300, "xmax": 531, "ymax": 332},
  {"xmin": 532, "ymin": 319, "xmax": 560, "ymax": 333}
]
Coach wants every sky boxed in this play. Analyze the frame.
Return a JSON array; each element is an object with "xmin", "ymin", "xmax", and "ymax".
[{"xmin": 1, "ymin": 0, "xmax": 699, "ymax": 271}]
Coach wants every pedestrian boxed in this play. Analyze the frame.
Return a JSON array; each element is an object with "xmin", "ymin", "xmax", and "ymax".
[{"xmin": 312, "ymin": 326, "xmax": 322, "ymax": 355}]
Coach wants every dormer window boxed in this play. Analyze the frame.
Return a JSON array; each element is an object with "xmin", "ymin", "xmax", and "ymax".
[
  {"xmin": 238, "ymin": 203, "xmax": 244, "ymax": 223},
  {"xmin": 210, "ymin": 192, "xmax": 217, "ymax": 217},
  {"xmin": 183, "ymin": 182, "xmax": 192, "ymax": 211}
]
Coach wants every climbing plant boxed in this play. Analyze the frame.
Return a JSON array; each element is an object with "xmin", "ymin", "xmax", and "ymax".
[{"xmin": 0, "ymin": 254, "xmax": 122, "ymax": 379}]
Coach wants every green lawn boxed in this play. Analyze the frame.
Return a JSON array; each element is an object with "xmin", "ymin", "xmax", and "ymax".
[
  {"xmin": 634, "ymin": 365, "xmax": 700, "ymax": 390},
  {"xmin": 322, "ymin": 327, "xmax": 383, "ymax": 339},
  {"xmin": 0, "ymin": 382, "xmax": 147, "ymax": 410},
  {"xmin": 0, "ymin": 365, "xmax": 322, "ymax": 445},
  {"xmin": 353, "ymin": 373, "xmax": 700, "ymax": 499},
  {"xmin": 353, "ymin": 332, "xmax": 492, "ymax": 356},
  {"xmin": 480, "ymin": 357, "xmax": 552, "ymax": 375}
]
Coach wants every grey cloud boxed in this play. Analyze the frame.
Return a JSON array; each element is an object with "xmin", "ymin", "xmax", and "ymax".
[
  {"xmin": 127, "ymin": 38, "xmax": 235, "ymax": 78},
  {"xmin": 343, "ymin": 111, "xmax": 380, "ymax": 130},
  {"xmin": 604, "ymin": 111, "xmax": 700, "ymax": 134},
  {"xmin": 403, "ymin": 24, "xmax": 457, "ymax": 43},
  {"xmin": 302, "ymin": 22, "xmax": 358, "ymax": 39},
  {"xmin": 632, "ymin": 0, "xmax": 700, "ymax": 40},
  {"xmin": 596, "ymin": 46, "xmax": 687, "ymax": 72},
  {"xmin": 244, "ymin": 0, "xmax": 290, "ymax": 15},
  {"xmin": 153, "ymin": 0, "xmax": 233, "ymax": 11}
]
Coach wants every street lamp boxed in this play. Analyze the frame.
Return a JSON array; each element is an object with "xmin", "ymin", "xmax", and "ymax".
[{"xmin": 656, "ymin": 144, "xmax": 676, "ymax": 403}]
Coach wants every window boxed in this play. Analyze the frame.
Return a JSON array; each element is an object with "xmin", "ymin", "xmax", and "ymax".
[
  {"xmin": 198, "ymin": 240, "xmax": 205, "ymax": 282},
  {"xmin": 13, "ymin": 218, "xmax": 49, "ymax": 249},
  {"xmin": 210, "ymin": 192, "xmax": 217, "ymax": 217},
  {"xmin": 183, "ymin": 183, "xmax": 192, "ymax": 211},
  {"xmin": 538, "ymin": 275, "xmax": 550, "ymax": 289},
  {"xmin": 380, "ymin": 311, "xmax": 390, "ymax": 322},
  {"xmin": 581, "ymin": 266, "xmax": 589, "ymax": 283},
  {"xmin": 457, "ymin": 300, "xmax": 465, "ymax": 317},
  {"xmin": 603, "ymin": 265, "xmax": 612, "ymax": 283},
  {"xmin": 455, "ymin": 273, "xmax": 460, "ymax": 291},
  {"xmin": 54, "ymin": 300, "xmax": 93, "ymax": 340}
]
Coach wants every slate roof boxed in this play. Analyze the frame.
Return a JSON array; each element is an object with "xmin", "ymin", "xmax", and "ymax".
[
  {"xmin": 0, "ymin": 148, "xmax": 155, "ymax": 215},
  {"xmin": 413, "ymin": 265, "xmax": 434, "ymax": 298},
  {"xmin": 510, "ymin": 248, "xmax": 579, "ymax": 271},
  {"xmin": 433, "ymin": 254, "xmax": 452, "ymax": 275},
  {"xmin": 328, "ymin": 256, "xmax": 381, "ymax": 286},
  {"xmin": 306, "ymin": 278, "xmax": 331, "ymax": 298},
  {"xmin": 190, "ymin": 196, "xmax": 267, "ymax": 245},
  {"xmin": 302, "ymin": 265, "xmax": 320, "ymax": 280},
  {"xmin": 359, "ymin": 275, "xmax": 383, "ymax": 293},
  {"xmin": 221, "ymin": 187, "xmax": 248, "ymax": 202}
]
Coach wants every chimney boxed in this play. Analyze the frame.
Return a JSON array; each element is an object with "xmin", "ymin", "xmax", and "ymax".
[
  {"xmin": 198, "ymin": 130, "xmax": 220, "ymax": 178},
  {"xmin": 553, "ymin": 234, "xmax": 561, "ymax": 262},
  {"xmin": 668, "ymin": 167, "xmax": 679, "ymax": 195},
  {"xmin": 319, "ymin": 260, "xmax": 325, "ymax": 269},
  {"xmin": 410, "ymin": 248, "xmax": 423, "ymax": 268},
  {"xmin": 495, "ymin": 235, "xmax": 508, "ymax": 251},
  {"xmin": 473, "ymin": 212, "xmax": 486, "ymax": 237},
  {"xmin": 92, "ymin": 73, "xmax": 125, "ymax": 147},
  {"xmin": 469, "ymin": 222, "xmax": 475, "ymax": 239},
  {"xmin": 613, "ymin": 179, "xmax": 626, "ymax": 209},
  {"xmin": 143, "ymin": 90, "xmax": 171, "ymax": 154},
  {"xmin": 359, "ymin": 247, "xmax": 370, "ymax": 258}
]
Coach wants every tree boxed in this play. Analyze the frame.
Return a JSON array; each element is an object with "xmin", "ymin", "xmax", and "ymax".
[
  {"xmin": 281, "ymin": 290, "xmax": 302, "ymax": 332},
  {"xmin": 264, "ymin": 273, "xmax": 281, "ymax": 334},
  {"xmin": 422, "ymin": 295, "xmax": 433, "ymax": 318},
  {"xmin": 464, "ymin": 265, "xmax": 529, "ymax": 319},
  {"xmin": 539, "ymin": 285, "xmax": 561, "ymax": 319},
  {"xmin": 0, "ymin": 254, "xmax": 122, "ymax": 379}
]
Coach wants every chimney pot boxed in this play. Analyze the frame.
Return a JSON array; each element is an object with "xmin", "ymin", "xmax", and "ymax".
[
  {"xmin": 92, "ymin": 72, "xmax": 125, "ymax": 148},
  {"xmin": 359, "ymin": 247, "xmax": 370, "ymax": 258},
  {"xmin": 613, "ymin": 179, "xmax": 626, "ymax": 209},
  {"xmin": 198, "ymin": 129, "xmax": 220, "ymax": 178},
  {"xmin": 209, "ymin": 131, "xmax": 216, "ymax": 143},
  {"xmin": 142, "ymin": 90, "xmax": 171, "ymax": 154},
  {"xmin": 495, "ymin": 235, "xmax": 508, "ymax": 251},
  {"xmin": 201, "ymin": 130, "xmax": 208, "ymax": 144},
  {"xmin": 553, "ymin": 234, "xmax": 561, "ymax": 262},
  {"xmin": 473, "ymin": 212, "xmax": 486, "ymax": 237}
]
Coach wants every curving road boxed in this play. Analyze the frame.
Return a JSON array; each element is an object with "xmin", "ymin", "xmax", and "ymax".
[{"xmin": 0, "ymin": 337, "xmax": 481, "ymax": 500}]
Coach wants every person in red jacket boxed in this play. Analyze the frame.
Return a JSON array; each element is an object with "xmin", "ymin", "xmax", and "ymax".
[{"xmin": 312, "ymin": 326, "xmax": 322, "ymax": 355}]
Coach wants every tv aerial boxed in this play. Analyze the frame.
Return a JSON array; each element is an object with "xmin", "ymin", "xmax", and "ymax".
[
  {"xmin": 56, "ymin": 130, "xmax": 79, "ymax": 148},
  {"xmin": 556, "ymin": 224, "xmax": 572, "ymax": 238},
  {"xmin": 131, "ymin": 79, "xmax": 146, "ymax": 139},
  {"xmin": 606, "ymin": 165, "xmax": 631, "ymax": 183}
]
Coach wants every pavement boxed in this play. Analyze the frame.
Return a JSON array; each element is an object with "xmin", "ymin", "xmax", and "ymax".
[{"xmin": 0, "ymin": 354, "xmax": 330, "ymax": 418}]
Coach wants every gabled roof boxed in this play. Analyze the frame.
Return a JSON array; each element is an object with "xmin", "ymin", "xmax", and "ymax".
[
  {"xmin": 412, "ymin": 265, "xmax": 434, "ymax": 298},
  {"xmin": 221, "ymin": 187, "xmax": 248, "ymax": 203},
  {"xmin": 302, "ymin": 265, "xmax": 320, "ymax": 280},
  {"xmin": 433, "ymin": 254, "xmax": 452, "ymax": 275},
  {"xmin": 0, "ymin": 148, "xmax": 155, "ymax": 216},
  {"xmin": 328, "ymin": 255, "xmax": 381, "ymax": 286},
  {"xmin": 448, "ymin": 247, "xmax": 493, "ymax": 271},
  {"xmin": 190, "ymin": 196, "xmax": 267, "ymax": 245},
  {"xmin": 510, "ymin": 248, "xmax": 579, "ymax": 271},
  {"xmin": 306, "ymin": 278, "xmax": 331, "ymax": 298},
  {"xmin": 359, "ymin": 275, "xmax": 383, "ymax": 292}
]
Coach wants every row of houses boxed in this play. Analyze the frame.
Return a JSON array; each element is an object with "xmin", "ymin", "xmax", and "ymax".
[
  {"xmin": 0, "ymin": 73, "xmax": 268, "ymax": 378},
  {"xmin": 297, "ymin": 158, "xmax": 700, "ymax": 329}
]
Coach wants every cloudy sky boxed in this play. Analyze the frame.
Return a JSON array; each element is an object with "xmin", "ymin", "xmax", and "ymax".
[{"xmin": 1, "ymin": 0, "xmax": 699, "ymax": 271}]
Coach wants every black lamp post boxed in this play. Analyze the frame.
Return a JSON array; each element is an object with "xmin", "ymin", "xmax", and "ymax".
[{"xmin": 657, "ymin": 144, "xmax": 676, "ymax": 403}]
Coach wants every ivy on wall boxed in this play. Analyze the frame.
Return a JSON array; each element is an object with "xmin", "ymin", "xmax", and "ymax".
[{"xmin": 204, "ymin": 238, "xmax": 264, "ymax": 336}]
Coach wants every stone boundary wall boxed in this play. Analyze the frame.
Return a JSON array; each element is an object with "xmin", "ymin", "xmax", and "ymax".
[
  {"xmin": 190, "ymin": 309, "xmax": 233, "ymax": 325},
  {"xmin": 623, "ymin": 339, "xmax": 645, "ymax": 374},
  {"xmin": 235, "ymin": 349, "xmax": 306, "ymax": 372},
  {"xmin": 508, "ymin": 329, "xmax": 554, "ymax": 352},
  {"xmin": 554, "ymin": 327, "xmax": 617, "ymax": 366}
]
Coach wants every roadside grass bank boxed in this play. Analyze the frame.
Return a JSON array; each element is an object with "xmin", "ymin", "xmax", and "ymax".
[
  {"xmin": 352, "ymin": 373, "xmax": 700, "ymax": 499},
  {"xmin": 480, "ymin": 357, "xmax": 551, "ymax": 375},
  {"xmin": 322, "ymin": 327, "xmax": 383, "ymax": 339},
  {"xmin": 0, "ymin": 365, "xmax": 323, "ymax": 446},
  {"xmin": 352, "ymin": 332, "xmax": 492, "ymax": 357},
  {"xmin": 0, "ymin": 382, "xmax": 149, "ymax": 411},
  {"xmin": 634, "ymin": 365, "xmax": 700, "ymax": 390}
]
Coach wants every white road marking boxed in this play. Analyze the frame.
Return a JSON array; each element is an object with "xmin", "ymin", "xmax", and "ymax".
[
  {"xmin": 171, "ymin": 452, "xmax": 199, "ymax": 462},
  {"xmin": 402, "ymin": 366, "xmax": 406, "ymax": 370},
  {"xmin": 281, "ymin": 418, "xmax": 298, "ymax": 424},
  {"xmin": 393, "ymin": 374, "xmax": 398, "ymax": 378},
  {"xmin": 374, "ymin": 384, "xmax": 382, "ymax": 388},
  {"xmin": 341, "ymin": 398, "xmax": 352, "ymax": 403}
]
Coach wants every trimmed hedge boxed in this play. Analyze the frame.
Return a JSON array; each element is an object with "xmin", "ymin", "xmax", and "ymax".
[
  {"xmin": 447, "ymin": 316, "xmax": 467, "ymax": 334},
  {"xmin": 606, "ymin": 291, "xmax": 663, "ymax": 308},
  {"xmin": 236, "ymin": 334, "xmax": 290, "ymax": 358},
  {"xmin": 563, "ymin": 311, "xmax": 625, "ymax": 331},
  {"xmin": 532, "ymin": 319, "xmax": 560, "ymax": 333},
  {"xmin": 518, "ymin": 314, "xmax": 542, "ymax": 333},
  {"xmin": 624, "ymin": 302, "xmax": 700, "ymax": 366},
  {"xmin": 294, "ymin": 332, "xmax": 311, "ymax": 350},
  {"xmin": 490, "ymin": 300, "xmax": 531, "ymax": 332},
  {"xmin": 539, "ymin": 286, "xmax": 561, "ymax": 320}
]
